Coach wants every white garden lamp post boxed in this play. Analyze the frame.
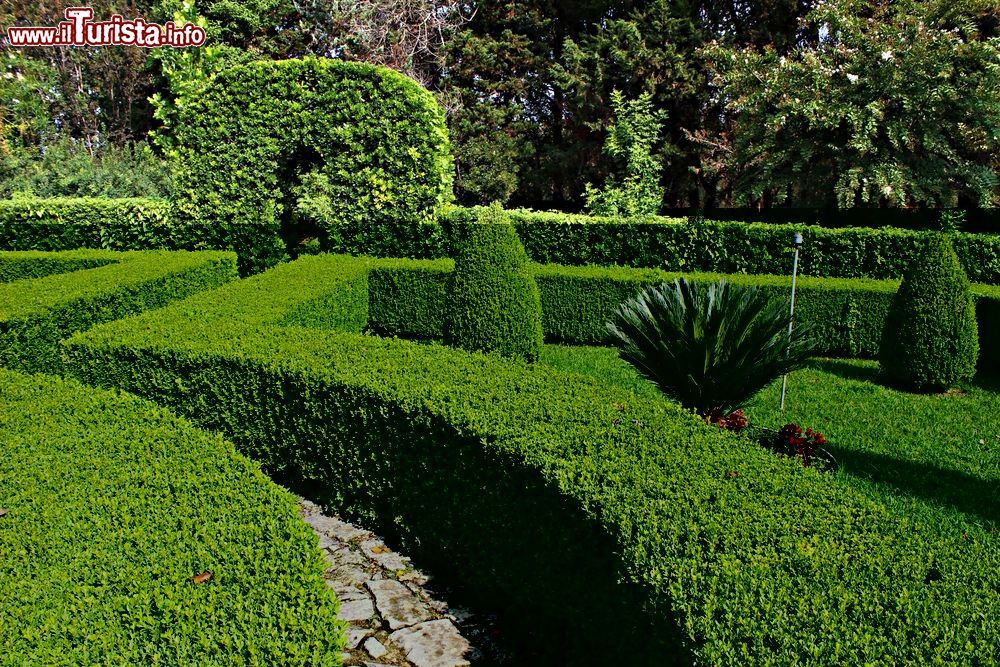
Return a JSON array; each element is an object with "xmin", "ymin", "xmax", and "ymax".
[{"xmin": 780, "ymin": 232, "xmax": 803, "ymax": 411}]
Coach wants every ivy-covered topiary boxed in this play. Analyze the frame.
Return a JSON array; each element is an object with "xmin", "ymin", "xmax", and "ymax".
[
  {"xmin": 444, "ymin": 205, "xmax": 543, "ymax": 362},
  {"xmin": 170, "ymin": 57, "xmax": 453, "ymax": 273},
  {"xmin": 880, "ymin": 233, "xmax": 979, "ymax": 390}
]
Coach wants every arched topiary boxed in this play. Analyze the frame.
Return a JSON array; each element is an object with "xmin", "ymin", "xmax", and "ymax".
[
  {"xmin": 171, "ymin": 57, "xmax": 453, "ymax": 273},
  {"xmin": 880, "ymin": 233, "xmax": 979, "ymax": 390},
  {"xmin": 444, "ymin": 206, "xmax": 543, "ymax": 362}
]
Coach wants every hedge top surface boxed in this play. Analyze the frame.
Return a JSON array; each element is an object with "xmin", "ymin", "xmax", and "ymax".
[
  {"xmin": 0, "ymin": 249, "xmax": 119, "ymax": 282},
  {"xmin": 171, "ymin": 57, "xmax": 452, "ymax": 269},
  {"xmin": 67, "ymin": 253, "xmax": 1000, "ymax": 665},
  {"xmin": 0, "ymin": 369, "xmax": 343, "ymax": 665},
  {"xmin": 0, "ymin": 249, "xmax": 235, "ymax": 320}
]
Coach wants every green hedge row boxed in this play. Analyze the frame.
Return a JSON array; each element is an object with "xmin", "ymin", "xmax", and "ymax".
[
  {"xmin": 0, "ymin": 250, "xmax": 116, "ymax": 282},
  {"xmin": 0, "ymin": 369, "xmax": 343, "ymax": 665},
  {"xmin": 330, "ymin": 206, "xmax": 1000, "ymax": 284},
  {"xmin": 0, "ymin": 198, "xmax": 274, "ymax": 276},
  {"xmin": 0, "ymin": 249, "xmax": 238, "ymax": 374},
  {"xmin": 365, "ymin": 259, "xmax": 1000, "ymax": 367},
  {"xmin": 65, "ymin": 254, "xmax": 1000, "ymax": 665},
  {"xmin": 7, "ymin": 198, "xmax": 999, "ymax": 284}
]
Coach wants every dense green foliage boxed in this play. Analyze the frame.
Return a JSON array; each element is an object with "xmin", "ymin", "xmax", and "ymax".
[
  {"xmin": 0, "ymin": 249, "xmax": 237, "ymax": 373},
  {"xmin": 62, "ymin": 252, "xmax": 1000, "ymax": 665},
  {"xmin": 170, "ymin": 57, "xmax": 453, "ymax": 272},
  {"xmin": 362, "ymin": 257, "xmax": 1000, "ymax": 366},
  {"xmin": 370, "ymin": 206, "xmax": 1000, "ymax": 284},
  {"xmin": 607, "ymin": 278, "xmax": 818, "ymax": 416},
  {"xmin": 0, "ymin": 369, "xmax": 343, "ymax": 665},
  {"xmin": 6, "ymin": 1, "xmax": 999, "ymax": 211},
  {"xmin": 0, "ymin": 140, "xmax": 172, "ymax": 199},
  {"xmin": 583, "ymin": 90, "xmax": 666, "ymax": 217},
  {"xmin": 703, "ymin": 0, "xmax": 1000, "ymax": 208},
  {"xmin": 444, "ymin": 207, "xmax": 543, "ymax": 362},
  {"xmin": 881, "ymin": 235, "xmax": 980, "ymax": 390},
  {"xmin": 0, "ymin": 198, "xmax": 272, "ymax": 275}
]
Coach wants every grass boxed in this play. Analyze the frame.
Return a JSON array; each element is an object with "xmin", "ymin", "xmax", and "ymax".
[{"xmin": 540, "ymin": 344, "xmax": 1000, "ymax": 531}]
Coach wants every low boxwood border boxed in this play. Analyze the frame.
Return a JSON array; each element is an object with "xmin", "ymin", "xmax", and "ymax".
[
  {"xmin": 0, "ymin": 249, "xmax": 238, "ymax": 374},
  {"xmin": 0, "ymin": 369, "xmax": 343, "ymax": 665},
  {"xmin": 64, "ymin": 254, "xmax": 1000, "ymax": 666},
  {"xmin": 0, "ymin": 198, "xmax": 273, "ymax": 276},
  {"xmin": 365, "ymin": 258, "xmax": 1000, "ymax": 368}
]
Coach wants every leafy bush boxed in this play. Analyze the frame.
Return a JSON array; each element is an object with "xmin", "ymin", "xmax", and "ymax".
[
  {"xmin": 880, "ymin": 234, "xmax": 980, "ymax": 390},
  {"xmin": 606, "ymin": 278, "xmax": 818, "ymax": 417},
  {"xmin": 0, "ymin": 139, "xmax": 173, "ymax": 199},
  {"xmin": 170, "ymin": 57, "xmax": 453, "ymax": 272},
  {"xmin": 444, "ymin": 206, "xmax": 543, "ymax": 362},
  {"xmin": 583, "ymin": 90, "xmax": 665, "ymax": 217},
  {"xmin": 63, "ymin": 253, "xmax": 1000, "ymax": 665},
  {"xmin": 0, "ymin": 369, "xmax": 343, "ymax": 664}
]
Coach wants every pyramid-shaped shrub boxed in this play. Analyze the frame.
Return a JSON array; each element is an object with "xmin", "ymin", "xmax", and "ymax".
[
  {"xmin": 879, "ymin": 233, "xmax": 979, "ymax": 390},
  {"xmin": 444, "ymin": 205, "xmax": 543, "ymax": 362}
]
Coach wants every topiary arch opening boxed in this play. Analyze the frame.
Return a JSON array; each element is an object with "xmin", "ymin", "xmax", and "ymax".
[{"xmin": 171, "ymin": 57, "xmax": 453, "ymax": 274}]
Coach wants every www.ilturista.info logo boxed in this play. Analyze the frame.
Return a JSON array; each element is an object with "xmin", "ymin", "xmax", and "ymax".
[{"xmin": 5, "ymin": 7, "xmax": 206, "ymax": 48}]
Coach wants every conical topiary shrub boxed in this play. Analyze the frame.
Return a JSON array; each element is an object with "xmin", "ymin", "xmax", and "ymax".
[
  {"xmin": 444, "ymin": 205, "xmax": 544, "ymax": 362},
  {"xmin": 879, "ymin": 234, "xmax": 979, "ymax": 391}
]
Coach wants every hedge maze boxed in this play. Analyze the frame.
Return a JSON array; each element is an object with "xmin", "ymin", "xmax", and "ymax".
[
  {"xmin": 0, "ymin": 251, "xmax": 344, "ymax": 664},
  {"xmin": 54, "ymin": 252, "xmax": 1000, "ymax": 666}
]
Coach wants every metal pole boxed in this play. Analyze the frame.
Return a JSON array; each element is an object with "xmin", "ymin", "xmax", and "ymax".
[{"xmin": 780, "ymin": 234, "xmax": 802, "ymax": 411}]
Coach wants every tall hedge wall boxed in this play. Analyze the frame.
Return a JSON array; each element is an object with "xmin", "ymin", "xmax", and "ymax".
[
  {"xmin": 170, "ymin": 57, "xmax": 453, "ymax": 273},
  {"xmin": 0, "ymin": 369, "xmax": 343, "ymax": 664},
  {"xmin": 0, "ymin": 249, "xmax": 238, "ymax": 374},
  {"xmin": 64, "ymin": 254, "xmax": 1000, "ymax": 665}
]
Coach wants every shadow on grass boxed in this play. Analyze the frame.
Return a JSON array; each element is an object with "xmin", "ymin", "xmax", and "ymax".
[
  {"xmin": 806, "ymin": 358, "xmax": 881, "ymax": 383},
  {"xmin": 809, "ymin": 357, "xmax": 1000, "ymax": 394},
  {"xmin": 831, "ymin": 447, "xmax": 1000, "ymax": 529}
]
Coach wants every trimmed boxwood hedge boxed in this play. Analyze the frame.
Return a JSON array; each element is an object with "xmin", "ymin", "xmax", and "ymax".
[
  {"xmin": 327, "ymin": 205, "xmax": 1000, "ymax": 284},
  {"xmin": 170, "ymin": 57, "xmax": 453, "ymax": 274},
  {"xmin": 65, "ymin": 254, "xmax": 1000, "ymax": 665},
  {"xmin": 0, "ymin": 249, "xmax": 237, "ymax": 374},
  {"xmin": 364, "ymin": 258, "xmax": 1000, "ymax": 367},
  {"xmin": 0, "ymin": 369, "xmax": 343, "ymax": 665},
  {"xmin": 0, "ymin": 198, "xmax": 274, "ymax": 276}
]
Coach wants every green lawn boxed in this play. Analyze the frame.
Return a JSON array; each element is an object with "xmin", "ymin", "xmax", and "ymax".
[{"xmin": 540, "ymin": 344, "xmax": 1000, "ymax": 531}]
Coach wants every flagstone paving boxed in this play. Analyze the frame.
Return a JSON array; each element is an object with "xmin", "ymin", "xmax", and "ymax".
[{"xmin": 299, "ymin": 498, "xmax": 495, "ymax": 667}]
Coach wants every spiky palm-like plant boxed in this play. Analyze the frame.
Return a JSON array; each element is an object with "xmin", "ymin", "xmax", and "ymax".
[{"xmin": 607, "ymin": 278, "xmax": 819, "ymax": 417}]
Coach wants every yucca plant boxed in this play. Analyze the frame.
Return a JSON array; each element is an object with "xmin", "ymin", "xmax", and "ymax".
[{"xmin": 607, "ymin": 278, "xmax": 819, "ymax": 418}]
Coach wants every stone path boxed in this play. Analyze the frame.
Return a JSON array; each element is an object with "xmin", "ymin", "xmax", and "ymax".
[{"xmin": 299, "ymin": 498, "xmax": 487, "ymax": 667}]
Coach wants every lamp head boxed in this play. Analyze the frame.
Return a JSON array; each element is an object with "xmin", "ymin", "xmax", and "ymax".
[{"xmin": 792, "ymin": 232, "xmax": 803, "ymax": 248}]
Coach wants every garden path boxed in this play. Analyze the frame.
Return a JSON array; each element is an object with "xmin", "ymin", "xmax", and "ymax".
[{"xmin": 299, "ymin": 498, "xmax": 507, "ymax": 667}]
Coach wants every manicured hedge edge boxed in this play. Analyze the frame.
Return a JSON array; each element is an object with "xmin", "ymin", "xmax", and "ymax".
[
  {"xmin": 0, "ymin": 249, "xmax": 238, "ymax": 374},
  {"xmin": 0, "ymin": 249, "xmax": 116, "ymax": 282},
  {"xmin": 65, "ymin": 254, "xmax": 1000, "ymax": 666},
  {"xmin": 328, "ymin": 206, "xmax": 1000, "ymax": 284},
  {"xmin": 0, "ymin": 369, "xmax": 343, "ymax": 665},
  {"xmin": 0, "ymin": 198, "xmax": 276, "ymax": 276},
  {"xmin": 365, "ymin": 259, "xmax": 1000, "ymax": 367}
]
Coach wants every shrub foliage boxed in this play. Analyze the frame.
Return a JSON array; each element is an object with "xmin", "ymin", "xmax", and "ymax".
[
  {"xmin": 444, "ymin": 206, "xmax": 543, "ymax": 362},
  {"xmin": 607, "ymin": 278, "xmax": 819, "ymax": 416},
  {"xmin": 170, "ymin": 57, "xmax": 453, "ymax": 272},
  {"xmin": 63, "ymin": 253, "xmax": 1000, "ymax": 665},
  {"xmin": 880, "ymin": 234, "xmax": 980, "ymax": 390}
]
